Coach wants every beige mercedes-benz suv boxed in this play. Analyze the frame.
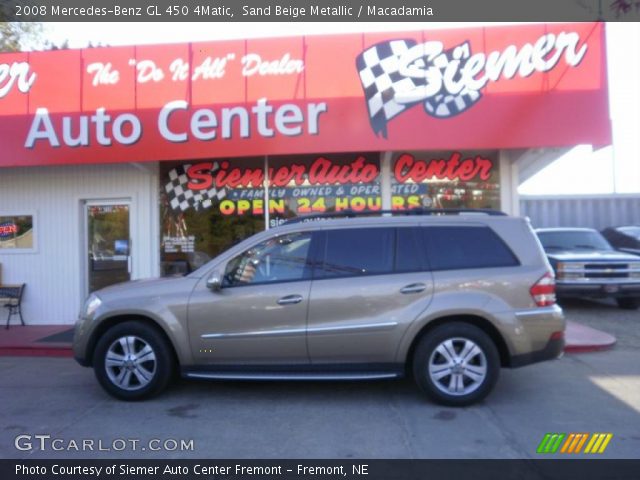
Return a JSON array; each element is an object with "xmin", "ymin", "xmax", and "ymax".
[{"xmin": 74, "ymin": 210, "xmax": 564, "ymax": 406}]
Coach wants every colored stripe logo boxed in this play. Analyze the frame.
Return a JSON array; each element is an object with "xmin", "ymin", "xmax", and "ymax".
[{"xmin": 537, "ymin": 433, "xmax": 613, "ymax": 454}]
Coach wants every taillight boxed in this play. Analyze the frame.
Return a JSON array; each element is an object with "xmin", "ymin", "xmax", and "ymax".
[
  {"xmin": 550, "ymin": 331, "xmax": 564, "ymax": 341},
  {"xmin": 530, "ymin": 272, "xmax": 556, "ymax": 307}
]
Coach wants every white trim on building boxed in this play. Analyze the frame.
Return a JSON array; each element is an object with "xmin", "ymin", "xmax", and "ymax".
[{"xmin": 0, "ymin": 163, "xmax": 160, "ymax": 325}]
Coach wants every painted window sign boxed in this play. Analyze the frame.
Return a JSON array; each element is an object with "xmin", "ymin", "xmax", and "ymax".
[
  {"xmin": 184, "ymin": 156, "xmax": 379, "ymax": 191},
  {"xmin": 164, "ymin": 153, "xmax": 381, "ymax": 216},
  {"xmin": 394, "ymin": 152, "xmax": 493, "ymax": 183},
  {"xmin": 0, "ymin": 23, "xmax": 609, "ymax": 168},
  {"xmin": 0, "ymin": 216, "xmax": 34, "ymax": 250},
  {"xmin": 390, "ymin": 151, "xmax": 500, "ymax": 211},
  {"xmin": 163, "ymin": 151, "xmax": 498, "ymax": 217}
]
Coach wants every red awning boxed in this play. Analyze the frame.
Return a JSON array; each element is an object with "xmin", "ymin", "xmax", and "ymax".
[{"xmin": 0, "ymin": 22, "xmax": 611, "ymax": 168}]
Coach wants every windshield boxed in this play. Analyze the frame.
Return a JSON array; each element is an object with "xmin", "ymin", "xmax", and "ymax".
[
  {"xmin": 619, "ymin": 226, "xmax": 640, "ymax": 240},
  {"xmin": 537, "ymin": 230, "xmax": 613, "ymax": 251}
]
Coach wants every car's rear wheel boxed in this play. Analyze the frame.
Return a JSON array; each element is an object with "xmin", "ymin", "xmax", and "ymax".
[
  {"xmin": 93, "ymin": 321, "xmax": 174, "ymax": 400},
  {"xmin": 616, "ymin": 298, "xmax": 639, "ymax": 310},
  {"xmin": 413, "ymin": 322, "xmax": 500, "ymax": 407}
]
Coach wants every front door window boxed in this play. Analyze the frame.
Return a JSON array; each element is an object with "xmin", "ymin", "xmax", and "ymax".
[{"xmin": 223, "ymin": 232, "xmax": 313, "ymax": 287}]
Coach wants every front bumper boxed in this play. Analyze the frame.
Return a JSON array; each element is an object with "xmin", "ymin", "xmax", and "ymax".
[
  {"xmin": 72, "ymin": 315, "xmax": 92, "ymax": 367},
  {"xmin": 556, "ymin": 281, "xmax": 640, "ymax": 298}
]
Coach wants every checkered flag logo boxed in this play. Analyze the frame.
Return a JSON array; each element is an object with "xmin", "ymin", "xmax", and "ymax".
[
  {"xmin": 356, "ymin": 39, "xmax": 482, "ymax": 137},
  {"xmin": 165, "ymin": 162, "xmax": 227, "ymax": 212}
]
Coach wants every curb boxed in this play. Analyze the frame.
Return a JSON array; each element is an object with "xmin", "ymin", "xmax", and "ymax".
[
  {"xmin": 564, "ymin": 342, "xmax": 617, "ymax": 354},
  {"xmin": 0, "ymin": 347, "xmax": 74, "ymax": 357},
  {"xmin": 562, "ymin": 320, "xmax": 617, "ymax": 354}
]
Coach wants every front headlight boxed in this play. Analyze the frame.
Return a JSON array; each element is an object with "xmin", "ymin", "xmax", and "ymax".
[
  {"xmin": 83, "ymin": 294, "xmax": 102, "ymax": 317},
  {"xmin": 557, "ymin": 262, "xmax": 585, "ymax": 271},
  {"xmin": 557, "ymin": 262, "xmax": 585, "ymax": 280}
]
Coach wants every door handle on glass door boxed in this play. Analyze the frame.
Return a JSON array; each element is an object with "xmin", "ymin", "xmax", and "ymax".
[
  {"xmin": 277, "ymin": 295, "xmax": 303, "ymax": 305},
  {"xmin": 400, "ymin": 283, "xmax": 426, "ymax": 294}
]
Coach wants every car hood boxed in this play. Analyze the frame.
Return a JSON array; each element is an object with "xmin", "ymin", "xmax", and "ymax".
[
  {"xmin": 94, "ymin": 276, "xmax": 198, "ymax": 300},
  {"xmin": 546, "ymin": 250, "xmax": 640, "ymax": 262}
]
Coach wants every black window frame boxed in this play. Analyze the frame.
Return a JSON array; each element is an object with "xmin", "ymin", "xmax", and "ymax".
[{"xmin": 395, "ymin": 226, "xmax": 429, "ymax": 273}]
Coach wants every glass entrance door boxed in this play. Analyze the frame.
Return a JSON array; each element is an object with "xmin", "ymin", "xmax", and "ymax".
[{"xmin": 86, "ymin": 202, "xmax": 131, "ymax": 294}]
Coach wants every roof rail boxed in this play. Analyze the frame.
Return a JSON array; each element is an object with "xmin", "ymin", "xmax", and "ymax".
[{"xmin": 282, "ymin": 208, "xmax": 507, "ymax": 225}]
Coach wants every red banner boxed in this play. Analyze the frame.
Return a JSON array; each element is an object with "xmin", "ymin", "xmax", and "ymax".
[{"xmin": 0, "ymin": 23, "xmax": 610, "ymax": 168}]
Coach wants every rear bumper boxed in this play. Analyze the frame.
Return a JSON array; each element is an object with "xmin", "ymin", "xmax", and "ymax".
[{"xmin": 509, "ymin": 336, "xmax": 564, "ymax": 368}]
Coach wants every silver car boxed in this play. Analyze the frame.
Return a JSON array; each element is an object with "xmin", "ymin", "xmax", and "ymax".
[{"xmin": 74, "ymin": 211, "xmax": 565, "ymax": 406}]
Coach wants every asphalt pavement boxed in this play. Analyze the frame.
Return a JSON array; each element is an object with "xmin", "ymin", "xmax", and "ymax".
[{"xmin": 0, "ymin": 300, "xmax": 638, "ymax": 459}]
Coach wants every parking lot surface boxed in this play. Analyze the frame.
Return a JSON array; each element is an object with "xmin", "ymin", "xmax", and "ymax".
[{"xmin": 1, "ymin": 300, "xmax": 638, "ymax": 459}]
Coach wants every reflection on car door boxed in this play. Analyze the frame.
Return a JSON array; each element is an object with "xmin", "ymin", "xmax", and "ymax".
[
  {"xmin": 187, "ymin": 232, "xmax": 314, "ymax": 365},
  {"xmin": 306, "ymin": 227, "xmax": 434, "ymax": 365}
]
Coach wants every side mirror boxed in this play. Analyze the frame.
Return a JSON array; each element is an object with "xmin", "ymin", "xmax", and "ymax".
[{"xmin": 206, "ymin": 271, "xmax": 222, "ymax": 291}]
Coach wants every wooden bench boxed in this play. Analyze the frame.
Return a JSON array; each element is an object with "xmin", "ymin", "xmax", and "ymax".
[{"xmin": 0, "ymin": 284, "xmax": 26, "ymax": 329}]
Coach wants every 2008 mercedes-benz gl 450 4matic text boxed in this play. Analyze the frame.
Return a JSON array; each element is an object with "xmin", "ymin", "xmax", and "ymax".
[{"xmin": 74, "ymin": 210, "xmax": 565, "ymax": 406}]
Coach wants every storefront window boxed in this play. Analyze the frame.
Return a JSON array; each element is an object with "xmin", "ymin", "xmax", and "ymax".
[
  {"xmin": 0, "ymin": 215, "xmax": 34, "ymax": 250},
  {"xmin": 160, "ymin": 158, "xmax": 265, "ymax": 276},
  {"xmin": 159, "ymin": 150, "xmax": 499, "ymax": 276},
  {"xmin": 391, "ymin": 150, "xmax": 500, "ymax": 210}
]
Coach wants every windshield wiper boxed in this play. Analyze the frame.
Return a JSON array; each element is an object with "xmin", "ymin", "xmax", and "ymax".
[{"xmin": 573, "ymin": 245, "xmax": 597, "ymax": 249}]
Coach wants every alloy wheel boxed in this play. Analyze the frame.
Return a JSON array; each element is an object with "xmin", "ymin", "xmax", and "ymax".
[
  {"xmin": 105, "ymin": 335, "xmax": 157, "ymax": 391},
  {"xmin": 428, "ymin": 337, "xmax": 488, "ymax": 396}
]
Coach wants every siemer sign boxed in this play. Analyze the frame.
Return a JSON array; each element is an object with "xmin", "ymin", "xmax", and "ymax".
[{"xmin": 0, "ymin": 23, "xmax": 611, "ymax": 167}]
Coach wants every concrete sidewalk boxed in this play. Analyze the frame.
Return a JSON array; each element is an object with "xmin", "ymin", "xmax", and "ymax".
[
  {"xmin": 0, "ymin": 320, "xmax": 616, "ymax": 358},
  {"xmin": 0, "ymin": 325, "xmax": 73, "ymax": 357},
  {"xmin": 564, "ymin": 321, "xmax": 617, "ymax": 352}
]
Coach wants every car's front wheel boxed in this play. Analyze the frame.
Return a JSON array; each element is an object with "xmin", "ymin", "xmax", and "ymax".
[
  {"xmin": 93, "ymin": 321, "xmax": 174, "ymax": 400},
  {"xmin": 413, "ymin": 322, "xmax": 500, "ymax": 407}
]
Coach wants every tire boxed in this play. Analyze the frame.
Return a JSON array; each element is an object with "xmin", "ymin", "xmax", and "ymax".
[
  {"xmin": 93, "ymin": 321, "xmax": 175, "ymax": 401},
  {"xmin": 616, "ymin": 298, "xmax": 640, "ymax": 310},
  {"xmin": 412, "ymin": 322, "xmax": 500, "ymax": 407}
]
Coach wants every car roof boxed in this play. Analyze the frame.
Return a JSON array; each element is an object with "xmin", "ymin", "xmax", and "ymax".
[
  {"xmin": 271, "ymin": 213, "xmax": 523, "ymax": 235},
  {"xmin": 535, "ymin": 227, "xmax": 597, "ymax": 233}
]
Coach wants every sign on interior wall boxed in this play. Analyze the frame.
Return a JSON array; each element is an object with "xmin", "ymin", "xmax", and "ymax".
[{"xmin": 163, "ymin": 236, "xmax": 195, "ymax": 253}]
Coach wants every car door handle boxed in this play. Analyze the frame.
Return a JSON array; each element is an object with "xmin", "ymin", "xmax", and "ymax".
[
  {"xmin": 277, "ymin": 295, "xmax": 303, "ymax": 305},
  {"xmin": 400, "ymin": 283, "xmax": 426, "ymax": 294}
]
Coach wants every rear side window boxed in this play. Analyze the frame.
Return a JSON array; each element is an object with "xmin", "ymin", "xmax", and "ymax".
[
  {"xmin": 317, "ymin": 228, "xmax": 394, "ymax": 278},
  {"xmin": 423, "ymin": 226, "xmax": 519, "ymax": 271}
]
